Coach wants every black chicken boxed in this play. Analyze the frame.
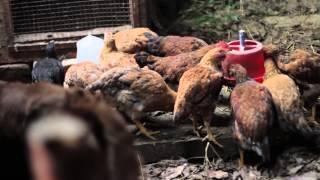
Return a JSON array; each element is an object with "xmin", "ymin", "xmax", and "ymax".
[{"xmin": 32, "ymin": 41, "xmax": 64, "ymax": 85}]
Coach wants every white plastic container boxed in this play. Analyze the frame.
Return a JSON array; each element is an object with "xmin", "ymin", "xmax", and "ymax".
[{"xmin": 76, "ymin": 33, "xmax": 104, "ymax": 64}]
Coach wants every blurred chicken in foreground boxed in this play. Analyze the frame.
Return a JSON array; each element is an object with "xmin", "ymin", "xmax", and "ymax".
[
  {"xmin": 0, "ymin": 82, "xmax": 139, "ymax": 180},
  {"xmin": 174, "ymin": 47, "xmax": 227, "ymax": 147},
  {"xmin": 228, "ymin": 64, "xmax": 274, "ymax": 167},
  {"xmin": 27, "ymin": 113, "xmax": 105, "ymax": 180},
  {"xmin": 86, "ymin": 67, "xmax": 177, "ymax": 140}
]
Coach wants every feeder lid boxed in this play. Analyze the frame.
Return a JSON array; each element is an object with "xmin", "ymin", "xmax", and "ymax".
[{"xmin": 76, "ymin": 34, "xmax": 104, "ymax": 64}]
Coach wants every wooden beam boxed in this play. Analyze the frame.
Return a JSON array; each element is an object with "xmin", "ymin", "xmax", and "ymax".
[
  {"xmin": 3, "ymin": 25, "xmax": 133, "ymax": 64},
  {"xmin": 0, "ymin": 0, "xmax": 11, "ymax": 63},
  {"xmin": 134, "ymin": 125, "xmax": 236, "ymax": 163},
  {"xmin": 0, "ymin": 63, "xmax": 31, "ymax": 83},
  {"xmin": 130, "ymin": 0, "xmax": 139, "ymax": 27},
  {"xmin": 3, "ymin": 0, "xmax": 13, "ymax": 43},
  {"xmin": 13, "ymin": 25, "xmax": 132, "ymax": 43},
  {"xmin": 2, "ymin": 0, "xmax": 146, "ymax": 64},
  {"xmin": 139, "ymin": 0, "xmax": 148, "ymax": 26},
  {"xmin": 4, "ymin": 40, "xmax": 76, "ymax": 64},
  {"xmin": 131, "ymin": 0, "xmax": 147, "ymax": 27}
]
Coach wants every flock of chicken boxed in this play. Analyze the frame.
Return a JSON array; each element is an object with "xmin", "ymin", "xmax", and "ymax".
[{"xmin": 1, "ymin": 27, "xmax": 319, "ymax": 179}]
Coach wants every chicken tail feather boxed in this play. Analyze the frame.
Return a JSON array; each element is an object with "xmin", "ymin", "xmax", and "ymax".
[{"xmin": 254, "ymin": 137, "xmax": 271, "ymax": 162}]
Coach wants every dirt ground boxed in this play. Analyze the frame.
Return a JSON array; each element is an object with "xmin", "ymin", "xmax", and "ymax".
[{"xmin": 142, "ymin": 146, "xmax": 320, "ymax": 180}]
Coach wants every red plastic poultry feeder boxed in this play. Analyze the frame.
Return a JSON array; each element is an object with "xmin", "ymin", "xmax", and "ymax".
[{"xmin": 222, "ymin": 40, "xmax": 265, "ymax": 86}]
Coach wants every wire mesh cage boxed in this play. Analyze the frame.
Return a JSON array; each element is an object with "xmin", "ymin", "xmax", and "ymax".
[{"xmin": 10, "ymin": 0, "xmax": 132, "ymax": 35}]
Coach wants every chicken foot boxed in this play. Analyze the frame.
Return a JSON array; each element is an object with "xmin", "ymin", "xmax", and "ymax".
[
  {"xmin": 202, "ymin": 121, "xmax": 223, "ymax": 148},
  {"xmin": 307, "ymin": 105, "xmax": 320, "ymax": 126},
  {"xmin": 192, "ymin": 119, "xmax": 201, "ymax": 137},
  {"xmin": 131, "ymin": 119, "xmax": 159, "ymax": 140},
  {"xmin": 239, "ymin": 149, "xmax": 244, "ymax": 168}
]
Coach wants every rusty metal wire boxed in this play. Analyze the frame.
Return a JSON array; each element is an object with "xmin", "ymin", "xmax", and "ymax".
[{"xmin": 10, "ymin": 0, "xmax": 131, "ymax": 35}]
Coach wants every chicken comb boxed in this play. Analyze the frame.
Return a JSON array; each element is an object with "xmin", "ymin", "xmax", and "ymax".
[{"xmin": 215, "ymin": 41, "xmax": 230, "ymax": 50}]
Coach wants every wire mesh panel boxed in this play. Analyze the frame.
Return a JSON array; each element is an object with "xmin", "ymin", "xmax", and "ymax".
[{"xmin": 10, "ymin": 0, "xmax": 132, "ymax": 35}]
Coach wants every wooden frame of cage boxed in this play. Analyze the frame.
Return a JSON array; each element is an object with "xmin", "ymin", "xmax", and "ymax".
[{"xmin": 0, "ymin": 0, "xmax": 147, "ymax": 64}]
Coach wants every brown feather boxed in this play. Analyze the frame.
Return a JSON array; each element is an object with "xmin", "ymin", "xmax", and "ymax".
[
  {"xmin": 229, "ymin": 64, "xmax": 274, "ymax": 162},
  {"xmin": 263, "ymin": 58, "xmax": 314, "ymax": 137},
  {"xmin": 64, "ymin": 62, "xmax": 104, "ymax": 88},
  {"xmin": 136, "ymin": 44, "xmax": 219, "ymax": 84},
  {"xmin": 277, "ymin": 49, "xmax": 320, "ymax": 84},
  {"xmin": 87, "ymin": 67, "xmax": 177, "ymax": 118}
]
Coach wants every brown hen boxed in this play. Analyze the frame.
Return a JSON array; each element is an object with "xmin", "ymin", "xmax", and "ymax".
[
  {"xmin": 229, "ymin": 64, "xmax": 274, "ymax": 167},
  {"xmin": 135, "ymin": 42, "xmax": 228, "ymax": 86},
  {"xmin": 147, "ymin": 35, "xmax": 208, "ymax": 56},
  {"xmin": 64, "ymin": 61, "xmax": 104, "ymax": 88},
  {"xmin": 264, "ymin": 44, "xmax": 320, "ymax": 125},
  {"xmin": 263, "ymin": 57, "xmax": 320, "ymax": 139},
  {"xmin": 99, "ymin": 34, "xmax": 139, "ymax": 70},
  {"xmin": 277, "ymin": 49, "xmax": 320, "ymax": 84},
  {"xmin": 173, "ymin": 47, "xmax": 227, "ymax": 147},
  {"xmin": 113, "ymin": 27, "xmax": 158, "ymax": 53},
  {"xmin": 86, "ymin": 67, "xmax": 177, "ymax": 140}
]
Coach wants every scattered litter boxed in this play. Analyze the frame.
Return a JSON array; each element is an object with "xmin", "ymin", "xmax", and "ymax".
[
  {"xmin": 143, "ymin": 147, "xmax": 320, "ymax": 179},
  {"xmin": 164, "ymin": 163, "xmax": 187, "ymax": 179},
  {"xmin": 206, "ymin": 170, "xmax": 229, "ymax": 179},
  {"xmin": 288, "ymin": 165, "xmax": 304, "ymax": 175}
]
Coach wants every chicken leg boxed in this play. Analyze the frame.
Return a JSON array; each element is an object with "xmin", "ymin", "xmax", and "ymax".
[
  {"xmin": 203, "ymin": 120, "xmax": 223, "ymax": 148},
  {"xmin": 307, "ymin": 105, "xmax": 320, "ymax": 126},
  {"xmin": 131, "ymin": 119, "xmax": 159, "ymax": 140},
  {"xmin": 191, "ymin": 118, "xmax": 201, "ymax": 137},
  {"xmin": 239, "ymin": 149, "xmax": 244, "ymax": 168},
  {"xmin": 130, "ymin": 110, "xmax": 160, "ymax": 140}
]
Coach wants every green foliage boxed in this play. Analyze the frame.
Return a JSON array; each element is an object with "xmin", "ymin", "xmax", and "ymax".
[
  {"xmin": 181, "ymin": 0, "xmax": 241, "ymax": 28},
  {"xmin": 169, "ymin": 0, "xmax": 242, "ymax": 42}
]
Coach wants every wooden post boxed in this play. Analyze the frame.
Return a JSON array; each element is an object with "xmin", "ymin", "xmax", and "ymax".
[
  {"xmin": 130, "ymin": 0, "xmax": 148, "ymax": 27},
  {"xmin": 0, "ymin": 0, "xmax": 13, "ymax": 64}
]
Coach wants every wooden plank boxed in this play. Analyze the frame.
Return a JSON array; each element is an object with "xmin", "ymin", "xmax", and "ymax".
[
  {"xmin": 3, "ymin": 40, "xmax": 76, "ymax": 64},
  {"xmin": 0, "ymin": 63, "xmax": 31, "ymax": 83},
  {"xmin": 4, "ymin": 25, "xmax": 133, "ymax": 64},
  {"xmin": 134, "ymin": 125, "xmax": 237, "ymax": 164},
  {"xmin": 134, "ymin": 108, "xmax": 235, "ymax": 163},
  {"xmin": 134, "ymin": 107, "xmax": 295, "ymax": 164},
  {"xmin": 13, "ymin": 25, "xmax": 132, "ymax": 43},
  {"xmin": 0, "ymin": 48, "xmax": 9, "ymax": 63}
]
